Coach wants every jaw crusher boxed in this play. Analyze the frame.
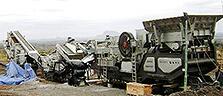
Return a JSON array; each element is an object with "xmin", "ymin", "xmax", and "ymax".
[{"xmin": 95, "ymin": 14, "xmax": 223, "ymax": 91}]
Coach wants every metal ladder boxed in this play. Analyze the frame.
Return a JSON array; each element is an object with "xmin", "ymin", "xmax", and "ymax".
[
  {"xmin": 102, "ymin": 66, "xmax": 107, "ymax": 81},
  {"xmin": 131, "ymin": 55, "xmax": 137, "ymax": 82},
  {"xmin": 101, "ymin": 53, "xmax": 107, "ymax": 81}
]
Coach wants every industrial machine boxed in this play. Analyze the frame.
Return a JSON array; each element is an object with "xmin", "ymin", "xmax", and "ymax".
[
  {"xmin": 4, "ymin": 31, "xmax": 94, "ymax": 86},
  {"xmin": 4, "ymin": 31, "xmax": 42, "ymax": 72},
  {"xmin": 88, "ymin": 36, "xmax": 122, "ymax": 79},
  {"xmin": 95, "ymin": 13, "xmax": 223, "ymax": 93},
  {"xmin": 45, "ymin": 37, "xmax": 95, "ymax": 86},
  {"xmin": 3, "ymin": 13, "xmax": 223, "ymax": 93}
]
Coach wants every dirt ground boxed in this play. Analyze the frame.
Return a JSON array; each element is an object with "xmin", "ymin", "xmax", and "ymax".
[
  {"xmin": 0, "ymin": 79, "xmax": 126, "ymax": 96},
  {"xmin": 170, "ymin": 86, "xmax": 223, "ymax": 96}
]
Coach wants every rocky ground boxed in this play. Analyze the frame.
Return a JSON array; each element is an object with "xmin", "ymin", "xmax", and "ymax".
[
  {"xmin": 0, "ymin": 79, "xmax": 126, "ymax": 96},
  {"xmin": 170, "ymin": 86, "xmax": 223, "ymax": 96},
  {"xmin": 0, "ymin": 74, "xmax": 222, "ymax": 96}
]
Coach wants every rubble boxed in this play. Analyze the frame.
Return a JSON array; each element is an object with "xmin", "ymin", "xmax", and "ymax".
[{"xmin": 170, "ymin": 86, "xmax": 223, "ymax": 96}]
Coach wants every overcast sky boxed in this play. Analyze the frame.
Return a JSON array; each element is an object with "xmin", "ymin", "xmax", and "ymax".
[{"xmin": 0, "ymin": 0, "xmax": 223, "ymax": 40}]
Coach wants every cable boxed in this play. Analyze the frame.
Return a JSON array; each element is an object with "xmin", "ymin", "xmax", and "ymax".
[
  {"xmin": 196, "ymin": 57, "xmax": 207, "ymax": 84},
  {"xmin": 195, "ymin": 37, "xmax": 217, "ymax": 66},
  {"xmin": 195, "ymin": 37, "xmax": 221, "ymax": 84},
  {"xmin": 191, "ymin": 38, "xmax": 207, "ymax": 84}
]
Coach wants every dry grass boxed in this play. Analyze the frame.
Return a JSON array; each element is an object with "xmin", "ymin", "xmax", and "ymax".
[
  {"xmin": 0, "ymin": 49, "xmax": 8, "ymax": 64},
  {"xmin": 0, "ymin": 49, "xmax": 7, "ymax": 74}
]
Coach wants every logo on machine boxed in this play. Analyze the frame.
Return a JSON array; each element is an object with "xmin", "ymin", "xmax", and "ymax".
[{"xmin": 158, "ymin": 58, "xmax": 182, "ymax": 73}]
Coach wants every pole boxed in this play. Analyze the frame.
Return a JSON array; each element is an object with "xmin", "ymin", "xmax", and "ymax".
[{"xmin": 183, "ymin": 12, "xmax": 189, "ymax": 91}]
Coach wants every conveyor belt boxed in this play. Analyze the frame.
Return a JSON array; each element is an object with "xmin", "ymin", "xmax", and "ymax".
[
  {"xmin": 13, "ymin": 31, "xmax": 35, "ymax": 51},
  {"xmin": 61, "ymin": 45, "xmax": 74, "ymax": 55}
]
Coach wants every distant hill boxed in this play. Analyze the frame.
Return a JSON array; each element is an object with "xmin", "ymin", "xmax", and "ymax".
[
  {"xmin": 28, "ymin": 31, "xmax": 121, "ymax": 42},
  {"xmin": 89, "ymin": 31, "xmax": 121, "ymax": 40},
  {"xmin": 29, "ymin": 37, "xmax": 66, "ymax": 44}
]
